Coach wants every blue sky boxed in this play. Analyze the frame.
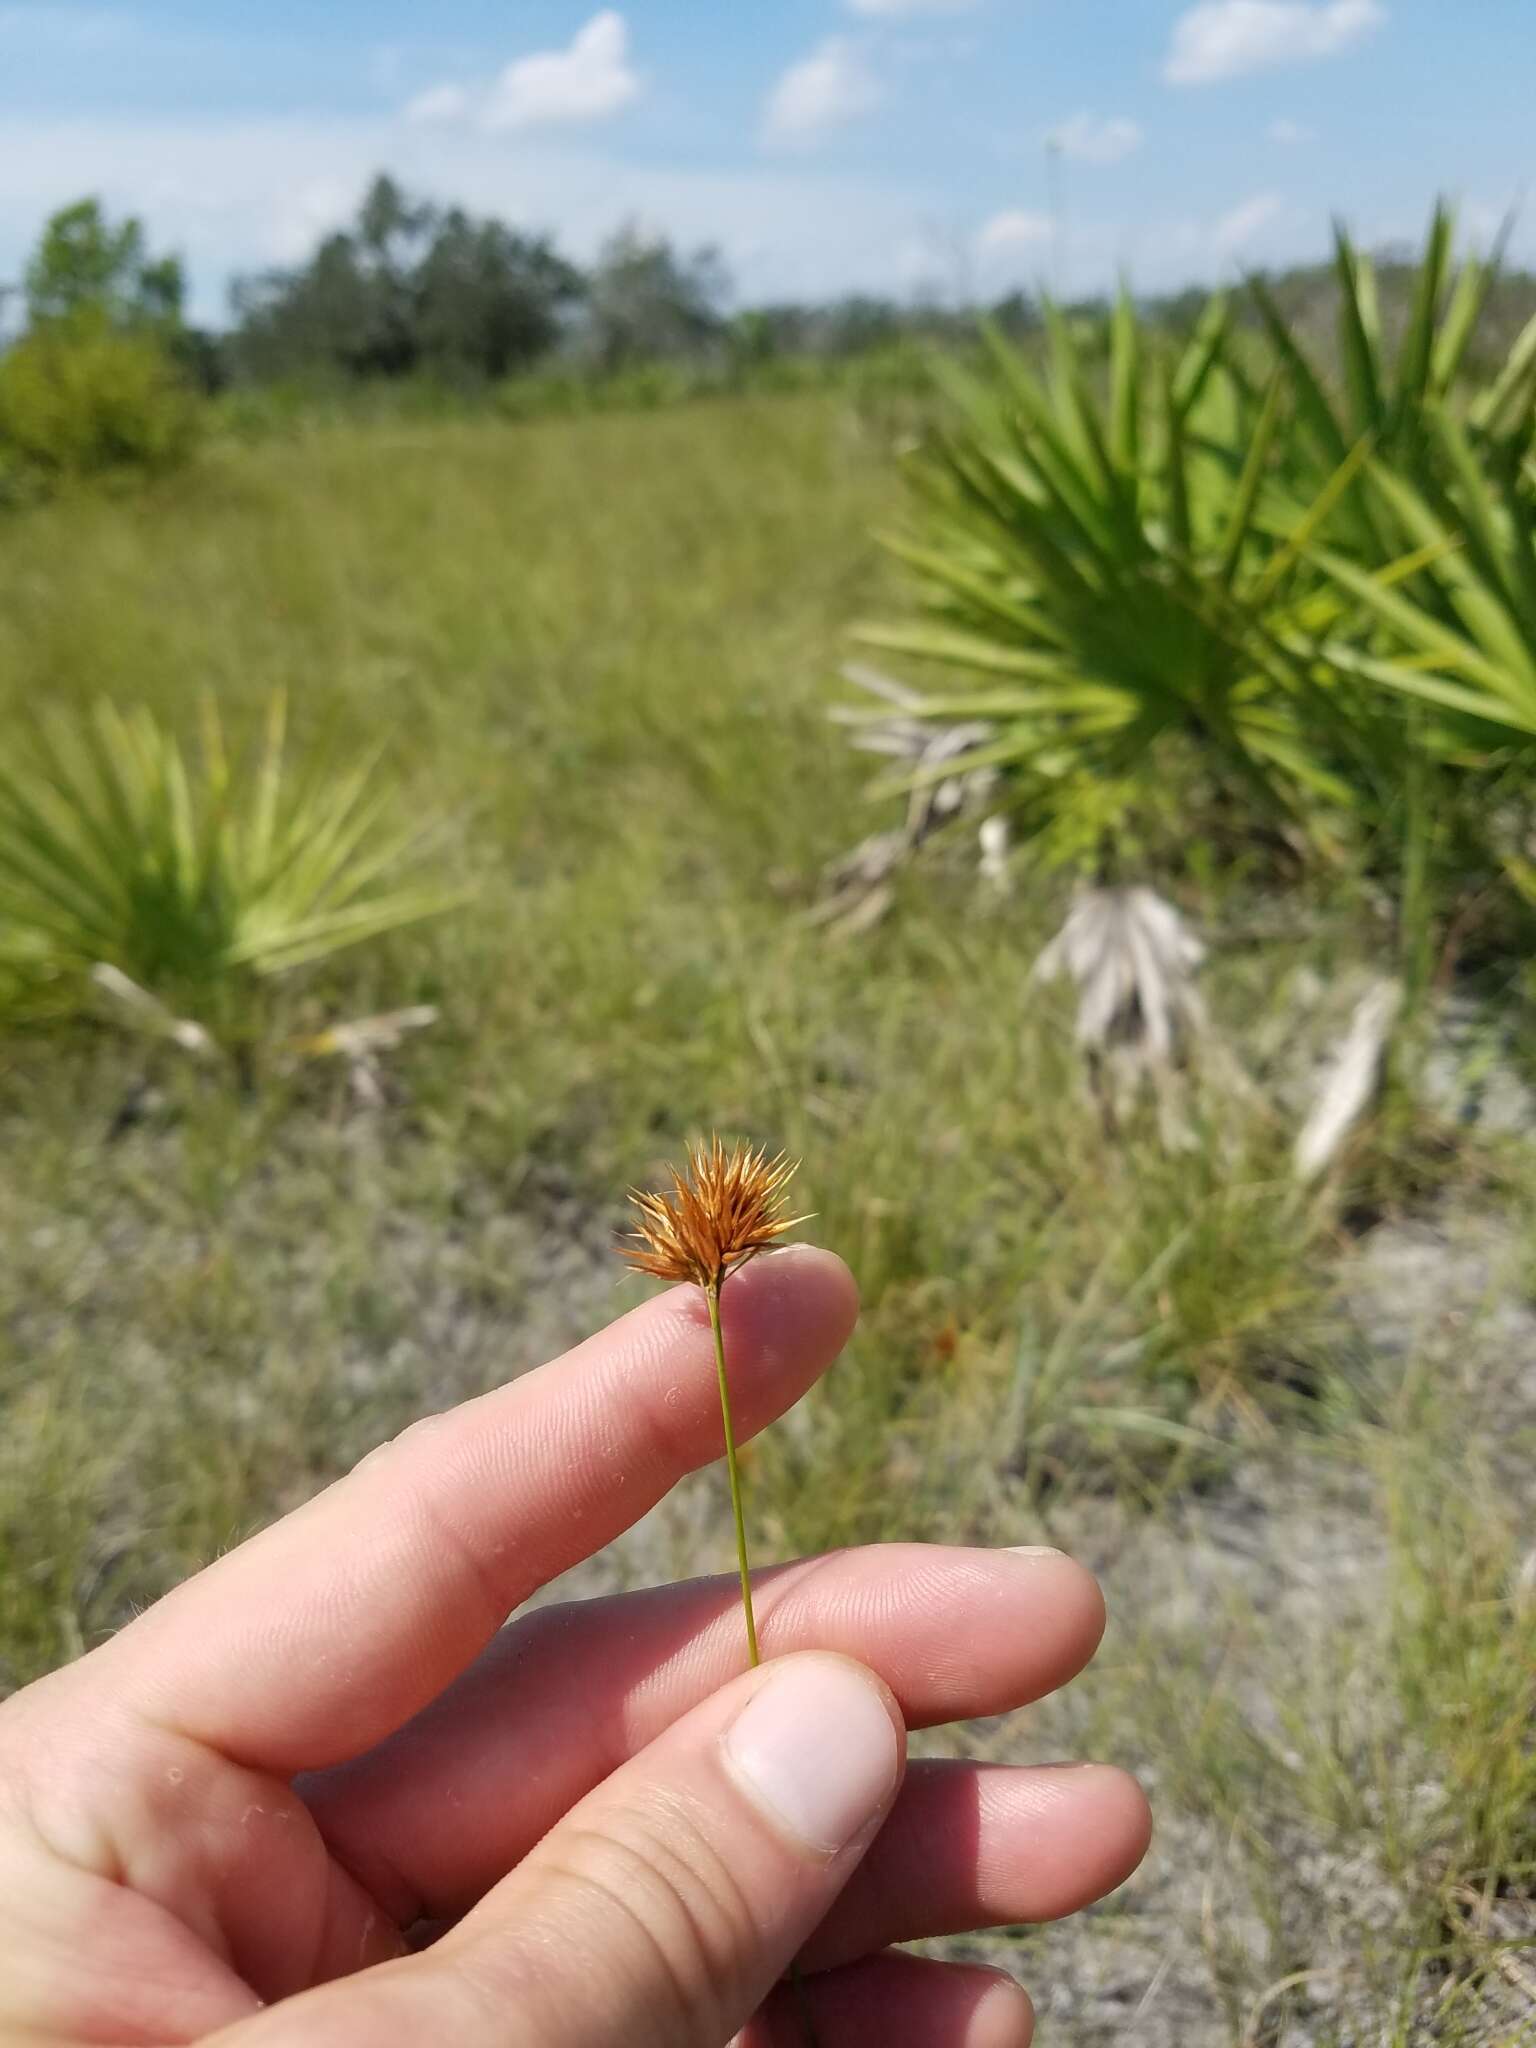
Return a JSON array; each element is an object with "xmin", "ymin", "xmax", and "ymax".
[{"xmin": 1, "ymin": 1, "xmax": 1532, "ymax": 323}]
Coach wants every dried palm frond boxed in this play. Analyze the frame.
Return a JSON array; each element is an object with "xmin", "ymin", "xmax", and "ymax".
[
  {"xmin": 290, "ymin": 1006, "xmax": 439, "ymax": 1061},
  {"xmin": 287, "ymin": 1004, "xmax": 441, "ymax": 1108},
  {"xmin": 1293, "ymin": 977, "xmax": 1402, "ymax": 1182},
  {"xmin": 1034, "ymin": 886, "xmax": 1208, "ymax": 1063},
  {"xmin": 978, "ymin": 814, "xmax": 1013, "ymax": 891},
  {"xmin": 89, "ymin": 962, "xmax": 219, "ymax": 1059},
  {"xmin": 90, "ymin": 962, "xmax": 439, "ymax": 1109},
  {"xmin": 1033, "ymin": 886, "xmax": 1222, "ymax": 1144},
  {"xmin": 816, "ymin": 662, "xmax": 1001, "ymax": 934}
]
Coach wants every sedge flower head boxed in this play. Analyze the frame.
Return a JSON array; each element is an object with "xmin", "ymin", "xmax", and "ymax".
[{"xmin": 621, "ymin": 1137, "xmax": 806, "ymax": 1288}]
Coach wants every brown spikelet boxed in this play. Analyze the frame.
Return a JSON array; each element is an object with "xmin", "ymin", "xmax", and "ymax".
[{"xmin": 621, "ymin": 1137, "xmax": 807, "ymax": 1288}]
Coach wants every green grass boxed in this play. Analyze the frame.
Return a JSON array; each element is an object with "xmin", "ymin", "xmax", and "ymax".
[{"xmin": 1, "ymin": 392, "xmax": 1532, "ymax": 2042}]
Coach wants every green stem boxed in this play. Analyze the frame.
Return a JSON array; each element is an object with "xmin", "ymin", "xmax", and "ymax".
[
  {"xmin": 706, "ymin": 1273, "xmax": 760, "ymax": 1668},
  {"xmin": 708, "ymin": 1272, "xmax": 821, "ymax": 2048}
]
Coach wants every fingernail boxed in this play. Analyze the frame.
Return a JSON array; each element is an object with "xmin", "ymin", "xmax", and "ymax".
[
  {"xmin": 724, "ymin": 1655, "xmax": 899, "ymax": 1855},
  {"xmin": 1005, "ymin": 1543, "xmax": 1064, "ymax": 1558}
]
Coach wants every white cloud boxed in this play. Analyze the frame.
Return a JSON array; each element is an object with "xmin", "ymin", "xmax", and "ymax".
[
  {"xmin": 1164, "ymin": 0, "xmax": 1385, "ymax": 85},
  {"xmin": 482, "ymin": 11, "xmax": 640, "ymax": 131},
  {"xmin": 1268, "ymin": 116, "xmax": 1314, "ymax": 143},
  {"xmin": 976, "ymin": 209, "xmax": 1053, "ymax": 256},
  {"xmin": 762, "ymin": 37, "xmax": 881, "ymax": 148},
  {"xmin": 1048, "ymin": 113, "xmax": 1144, "ymax": 166},
  {"xmin": 404, "ymin": 83, "xmax": 470, "ymax": 127},
  {"xmin": 845, "ymin": 0, "xmax": 977, "ymax": 13},
  {"xmin": 1212, "ymin": 190, "xmax": 1285, "ymax": 254}
]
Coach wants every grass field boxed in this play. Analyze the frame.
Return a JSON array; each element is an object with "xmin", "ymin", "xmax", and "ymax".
[{"xmin": 1, "ymin": 392, "xmax": 1533, "ymax": 2044}]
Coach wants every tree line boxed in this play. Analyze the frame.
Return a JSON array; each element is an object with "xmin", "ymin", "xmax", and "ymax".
[
  {"xmin": 13, "ymin": 174, "xmax": 1536, "ymax": 397},
  {"xmin": 3, "ymin": 173, "xmax": 1535, "ymax": 487},
  {"xmin": 2, "ymin": 175, "xmax": 1041, "ymax": 396}
]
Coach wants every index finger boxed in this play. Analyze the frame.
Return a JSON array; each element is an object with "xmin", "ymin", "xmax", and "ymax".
[{"xmin": 95, "ymin": 1246, "xmax": 858, "ymax": 1773}]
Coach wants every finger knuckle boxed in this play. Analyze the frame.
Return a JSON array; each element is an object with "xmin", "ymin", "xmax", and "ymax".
[{"xmin": 543, "ymin": 1808, "xmax": 760, "ymax": 2042}]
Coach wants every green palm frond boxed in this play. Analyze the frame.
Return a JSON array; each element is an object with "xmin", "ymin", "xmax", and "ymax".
[
  {"xmin": 850, "ymin": 203, "xmax": 1536, "ymax": 914},
  {"xmin": 1251, "ymin": 203, "xmax": 1536, "ymax": 482},
  {"xmin": 1312, "ymin": 438, "xmax": 1536, "ymax": 747},
  {"xmin": 0, "ymin": 691, "xmax": 465, "ymax": 1027},
  {"xmin": 852, "ymin": 292, "xmax": 1371, "ymax": 864}
]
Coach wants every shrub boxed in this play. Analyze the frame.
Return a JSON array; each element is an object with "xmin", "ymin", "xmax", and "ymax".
[
  {"xmin": 1246, "ymin": 208, "xmax": 1536, "ymax": 965},
  {"xmin": 852, "ymin": 212, "xmax": 1536, "ymax": 975},
  {"xmin": 0, "ymin": 693, "xmax": 461, "ymax": 1039},
  {"xmin": 850, "ymin": 295, "xmax": 1380, "ymax": 874},
  {"xmin": 0, "ymin": 318, "xmax": 200, "ymax": 481}
]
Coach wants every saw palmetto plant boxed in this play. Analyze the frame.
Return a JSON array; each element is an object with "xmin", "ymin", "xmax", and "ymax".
[
  {"xmin": 1304, "ymin": 422, "xmax": 1536, "ymax": 978},
  {"xmin": 845, "ymin": 203, "xmax": 1536, "ymax": 885},
  {"xmin": 1250, "ymin": 213, "xmax": 1536, "ymax": 959},
  {"xmin": 834, "ymin": 230, "xmax": 1536, "ymax": 1115},
  {"xmin": 850, "ymin": 291, "xmax": 1382, "ymax": 876},
  {"xmin": 0, "ymin": 690, "xmax": 461, "ymax": 1036},
  {"xmin": 1320, "ymin": 424, "xmax": 1536, "ymax": 749}
]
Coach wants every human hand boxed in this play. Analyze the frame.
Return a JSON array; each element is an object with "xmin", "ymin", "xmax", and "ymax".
[{"xmin": 0, "ymin": 1246, "xmax": 1149, "ymax": 2046}]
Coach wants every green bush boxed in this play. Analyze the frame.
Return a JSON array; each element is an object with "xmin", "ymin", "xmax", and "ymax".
[
  {"xmin": 852, "ymin": 296, "xmax": 1383, "ymax": 873},
  {"xmin": 0, "ymin": 318, "xmax": 200, "ymax": 481},
  {"xmin": 855, "ymin": 215, "xmax": 1536, "ymax": 958},
  {"xmin": 0, "ymin": 692, "xmax": 461, "ymax": 1039}
]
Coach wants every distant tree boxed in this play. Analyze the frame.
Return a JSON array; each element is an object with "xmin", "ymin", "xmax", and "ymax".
[
  {"xmin": 357, "ymin": 174, "xmax": 434, "ymax": 267},
  {"xmin": 819, "ymin": 295, "xmax": 907, "ymax": 357},
  {"xmin": 415, "ymin": 211, "xmax": 582, "ymax": 380},
  {"xmin": 988, "ymin": 290, "xmax": 1041, "ymax": 341},
  {"xmin": 24, "ymin": 198, "xmax": 185, "ymax": 333},
  {"xmin": 729, "ymin": 305, "xmax": 807, "ymax": 361},
  {"xmin": 727, "ymin": 308, "xmax": 775, "ymax": 364},
  {"xmin": 230, "ymin": 174, "xmax": 582, "ymax": 384},
  {"xmin": 213, "ymin": 179, "xmax": 1536, "ymax": 409},
  {"xmin": 350, "ymin": 174, "xmax": 435, "ymax": 375},
  {"xmin": 1, "ymin": 200, "xmax": 201, "ymax": 481},
  {"xmin": 581, "ymin": 224, "xmax": 728, "ymax": 371},
  {"xmin": 137, "ymin": 255, "xmax": 187, "ymax": 329}
]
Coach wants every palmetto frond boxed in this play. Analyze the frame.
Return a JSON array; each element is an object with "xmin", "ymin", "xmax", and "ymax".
[
  {"xmin": 847, "ymin": 293, "xmax": 1367, "ymax": 864},
  {"xmin": 0, "ymin": 691, "xmax": 462, "ymax": 1025}
]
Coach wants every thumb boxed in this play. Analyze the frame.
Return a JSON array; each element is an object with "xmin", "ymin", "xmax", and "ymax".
[{"xmin": 224, "ymin": 1653, "xmax": 904, "ymax": 2048}]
